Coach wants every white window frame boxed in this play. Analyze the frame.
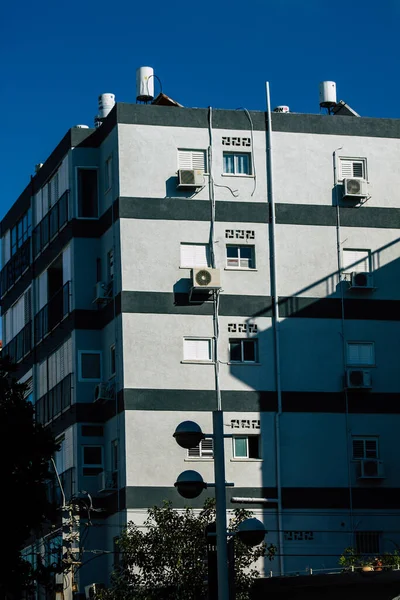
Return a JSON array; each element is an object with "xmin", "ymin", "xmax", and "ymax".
[
  {"xmin": 180, "ymin": 243, "xmax": 211, "ymax": 268},
  {"xmin": 223, "ymin": 152, "xmax": 252, "ymax": 176},
  {"xmin": 187, "ymin": 438, "xmax": 214, "ymax": 459},
  {"xmin": 352, "ymin": 437, "xmax": 379, "ymax": 460},
  {"xmin": 78, "ymin": 350, "xmax": 102, "ymax": 382},
  {"xmin": 182, "ymin": 337, "xmax": 213, "ymax": 363},
  {"xmin": 226, "ymin": 244, "xmax": 255, "ymax": 270},
  {"xmin": 342, "ymin": 249, "xmax": 371, "ymax": 274},
  {"xmin": 105, "ymin": 155, "xmax": 113, "ymax": 192},
  {"xmin": 177, "ymin": 149, "xmax": 207, "ymax": 173},
  {"xmin": 229, "ymin": 338, "xmax": 258, "ymax": 364},
  {"xmin": 339, "ymin": 157, "xmax": 367, "ymax": 181},
  {"xmin": 232, "ymin": 435, "xmax": 261, "ymax": 460},
  {"xmin": 346, "ymin": 341, "xmax": 375, "ymax": 367}
]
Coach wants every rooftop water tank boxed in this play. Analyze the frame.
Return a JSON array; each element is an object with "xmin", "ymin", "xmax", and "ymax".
[
  {"xmin": 98, "ymin": 94, "xmax": 116, "ymax": 119},
  {"xmin": 319, "ymin": 81, "xmax": 337, "ymax": 108},
  {"xmin": 273, "ymin": 105, "xmax": 290, "ymax": 113},
  {"xmin": 136, "ymin": 66, "xmax": 154, "ymax": 102}
]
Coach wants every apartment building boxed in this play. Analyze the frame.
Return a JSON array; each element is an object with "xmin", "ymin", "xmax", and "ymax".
[{"xmin": 2, "ymin": 83, "xmax": 400, "ymax": 593}]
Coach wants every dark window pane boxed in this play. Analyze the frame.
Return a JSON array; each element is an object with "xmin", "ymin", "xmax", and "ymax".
[
  {"xmin": 229, "ymin": 341, "xmax": 242, "ymax": 362},
  {"xmin": 248, "ymin": 436, "xmax": 260, "ymax": 459},
  {"xmin": 83, "ymin": 446, "xmax": 102, "ymax": 465},
  {"xmin": 243, "ymin": 341, "xmax": 256, "ymax": 362},
  {"xmin": 226, "ymin": 246, "xmax": 239, "ymax": 258},
  {"xmin": 81, "ymin": 353, "xmax": 101, "ymax": 379},
  {"xmin": 78, "ymin": 169, "xmax": 98, "ymax": 218},
  {"xmin": 110, "ymin": 345, "xmax": 116, "ymax": 375},
  {"xmin": 240, "ymin": 247, "xmax": 252, "ymax": 259}
]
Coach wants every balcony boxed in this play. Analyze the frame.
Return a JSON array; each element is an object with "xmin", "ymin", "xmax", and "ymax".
[
  {"xmin": 32, "ymin": 190, "xmax": 69, "ymax": 259},
  {"xmin": 0, "ymin": 238, "xmax": 31, "ymax": 297},
  {"xmin": 2, "ymin": 322, "xmax": 32, "ymax": 363},
  {"xmin": 35, "ymin": 372, "xmax": 73, "ymax": 426},
  {"xmin": 46, "ymin": 466, "xmax": 75, "ymax": 505},
  {"xmin": 35, "ymin": 281, "xmax": 71, "ymax": 344}
]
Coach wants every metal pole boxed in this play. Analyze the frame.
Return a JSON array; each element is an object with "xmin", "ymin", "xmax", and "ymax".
[{"xmin": 213, "ymin": 409, "xmax": 230, "ymax": 600}]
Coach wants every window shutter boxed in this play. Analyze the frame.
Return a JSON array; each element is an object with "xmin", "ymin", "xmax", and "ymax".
[
  {"xmin": 24, "ymin": 377, "xmax": 33, "ymax": 398},
  {"xmin": 48, "ymin": 352, "xmax": 56, "ymax": 390},
  {"xmin": 347, "ymin": 342, "xmax": 374, "ymax": 366},
  {"xmin": 42, "ymin": 184, "xmax": 49, "ymax": 216},
  {"xmin": 39, "ymin": 360, "xmax": 48, "ymax": 397},
  {"xmin": 38, "ymin": 271, "xmax": 48, "ymax": 309},
  {"xmin": 178, "ymin": 150, "xmax": 206, "ymax": 171},
  {"xmin": 353, "ymin": 439, "xmax": 365, "ymax": 459},
  {"xmin": 58, "ymin": 156, "xmax": 69, "ymax": 197},
  {"xmin": 62, "ymin": 245, "xmax": 71, "ymax": 284},
  {"xmin": 180, "ymin": 243, "xmax": 209, "ymax": 268},
  {"xmin": 340, "ymin": 160, "xmax": 353, "ymax": 178},
  {"xmin": 365, "ymin": 440, "xmax": 378, "ymax": 458},
  {"xmin": 201, "ymin": 438, "xmax": 214, "ymax": 457},
  {"xmin": 188, "ymin": 445, "xmax": 200, "ymax": 458},
  {"xmin": 35, "ymin": 190, "xmax": 43, "ymax": 226},
  {"xmin": 5, "ymin": 310, "xmax": 12, "ymax": 344},
  {"xmin": 343, "ymin": 250, "xmax": 369, "ymax": 273},
  {"xmin": 183, "ymin": 339, "xmax": 211, "ymax": 361}
]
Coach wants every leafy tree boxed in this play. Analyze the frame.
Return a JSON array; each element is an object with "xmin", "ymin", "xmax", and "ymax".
[
  {"xmin": 0, "ymin": 358, "xmax": 58, "ymax": 598},
  {"xmin": 98, "ymin": 498, "xmax": 276, "ymax": 600}
]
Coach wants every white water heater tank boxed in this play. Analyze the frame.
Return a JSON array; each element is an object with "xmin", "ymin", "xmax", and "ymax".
[
  {"xmin": 136, "ymin": 67, "xmax": 154, "ymax": 102},
  {"xmin": 98, "ymin": 94, "xmax": 116, "ymax": 118},
  {"xmin": 319, "ymin": 81, "xmax": 337, "ymax": 108},
  {"xmin": 273, "ymin": 105, "xmax": 290, "ymax": 113}
]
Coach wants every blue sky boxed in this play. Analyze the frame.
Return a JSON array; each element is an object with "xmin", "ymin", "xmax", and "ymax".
[{"xmin": 1, "ymin": 0, "xmax": 399, "ymax": 218}]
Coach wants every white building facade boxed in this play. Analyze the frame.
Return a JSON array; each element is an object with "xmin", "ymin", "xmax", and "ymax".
[{"xmin": 2, "ymin": 100, "xmax": 400, "ymax": 591}]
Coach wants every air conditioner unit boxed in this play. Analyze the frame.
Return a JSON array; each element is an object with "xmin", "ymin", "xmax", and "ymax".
[
  {"xmin": 359, "ymin": 459, "xmax": 384, "ymax": 479},
  {"xmin": 350, "ymin": 272, "xmax": 374, "ymax": 289},
  {"xmin": 346, "ymin": 369, "xmax": 372, "ymax": 390},
  {"xmin": 93, "ymin": 382, "xmax": 113, "ymax": 403},
  {"xmin": 93, "ymin": 281, "xmax": 110, "ymax": 303},
  {"xmin": 85, "ymin": 583, "xmax": 105, "ymax": 599},
  {"xmin": 177, "ymin": 169, "xmax": 204, "ymax": 188},
  {"xmin": 98, "ymin": 470, "xmax": 118, "ymax": 493},
  {"xmin": 343, "ymin": 178, "xmax": 368, "ymax": 199},
  {"xmin": 192, "ymin": 268, "xmax": 221, "ymax": 290}
]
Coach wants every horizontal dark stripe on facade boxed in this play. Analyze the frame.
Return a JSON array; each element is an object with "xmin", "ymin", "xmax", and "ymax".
[
  {"xmin": 118, "ymin": 197, "xmax": 270, "ymax": 223},
  {"xmin": 276, "ymin": 203, "xmax": 400, "ymax": 229},
  {"xmin": 116, "ymin": 486, "xmax": 400, "ymax": 510},
  {"xmin": 121, "ymin": 390, "xmax": 400, "ymax": 414}
]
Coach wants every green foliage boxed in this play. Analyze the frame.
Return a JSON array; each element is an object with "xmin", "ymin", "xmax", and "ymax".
[
  {"xmin": 0, "ymin": 358, "xmax": 58, "ymax": 598},
  {"xmin": 339, "ymin": 547, "xmax": 400, "ymax": 570},
  {"xmin": 98, "ymin": 498, "xmax": 276, "ymax": 600}
]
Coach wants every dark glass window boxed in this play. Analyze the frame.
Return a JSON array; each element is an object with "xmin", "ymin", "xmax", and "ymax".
[
  {"xmin": 77, "ymin": 169, "xmax": 98, "ymax": 218},
  {"xmin": 80, "ymin": 352, "xmax": 101, "ymax": 380}
]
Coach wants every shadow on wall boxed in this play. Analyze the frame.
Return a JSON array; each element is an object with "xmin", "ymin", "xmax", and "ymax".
[{"xmin": 225, "ymin": 236, "xmax": 400, "ymax": 575}]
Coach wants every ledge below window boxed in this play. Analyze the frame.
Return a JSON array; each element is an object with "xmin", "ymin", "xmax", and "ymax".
[
  {"xmin": 224, "ymin": 267, "xmax": 258, "ymax": 272},
  {"xmin": 181, "ymin": 360, "xmax": 215, "ymax": 365}
]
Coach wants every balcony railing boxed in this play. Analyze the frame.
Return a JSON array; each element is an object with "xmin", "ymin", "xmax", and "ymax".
[
  {"xmin": 35, "ymin": 281, "xmax": 71, "ymax": 344},
  {"xmin": 0, "ymin": 238, "xmax": 31, "ymax": 297},
  {"xmin": 32, "ymin": 190, "xmax": 69, "ymax": 259},
  {"xmin": 47, "ymin": 466, "xmax": 75, "ymax": 505},
  {"xmin": 2, "ymin": 322, "xmax": 32, "ymax": 363},
  {"xmin": 35, "ymin": 372, "xmax": 73, "ymax": 426}
]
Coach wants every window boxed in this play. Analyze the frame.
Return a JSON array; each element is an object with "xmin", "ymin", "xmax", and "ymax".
[
  {"xmin": 183, "ymin": 338, "xmax": 213, "ymax": 362},
  {"xmin": 347, "ymin": 342, "xmax": 375, "ymax": 366},
  {"xmin": 79, "ymin": 351, "xmax": 102, "ymax": 381},
  {"xmin": 107, "ymin": 249, "xmax": 114, "ymax": 281},
  {"xmin": 229, "ymin": 339, "xmax": 258, "ymax": 363},
  {"xmin": 355, "ymin": 531, "xmax": 380, "ymax": 555},
  {"xmin": 339, "ymin": 157, "xmax": 367, "ymax": 180},
  {"xmin": 343, "ymin": 249, "xmax": 370, "ymax": 274},
  {"xmin": 352, "ymin": 437, "xmax": 378, "ymax": 460},
  {"xmin": 178, "ymin": 149, "xmax": 207, "ymax": 172},
  {"xmin": 110, "ymin": 344, "xmax": 116, "ymax": 376},
  {"xmin": 233, "ymin": 435, "xmax": 261, "ymax": 459},
  {"xmin": 10, "ymin": 209, "xmax": 32, "ymax": 257},
  {"xmin": 180, "ymin": 243, "xmax": 210, "ymax": 268},
  {"xmin": 82, "ymin": 446, "xmax": 103, "ymax": 476},
  {"xmin": 188, "ymin": 438, "xmax": 214, "ymax": 458},
  {"xmin": 105, "ymin": 156, "xmax": 113, "ymax": 191},
  {"xmin": 77, "ymin": 168, "xmax": 98, "ymax": 218},
  {"xmin": 226, "ymin": 245, "xmax": 255, "ymax": 269},
  {"xmin": 223, "ymin": 152, "xmax": 252, "ymax": 175}
]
